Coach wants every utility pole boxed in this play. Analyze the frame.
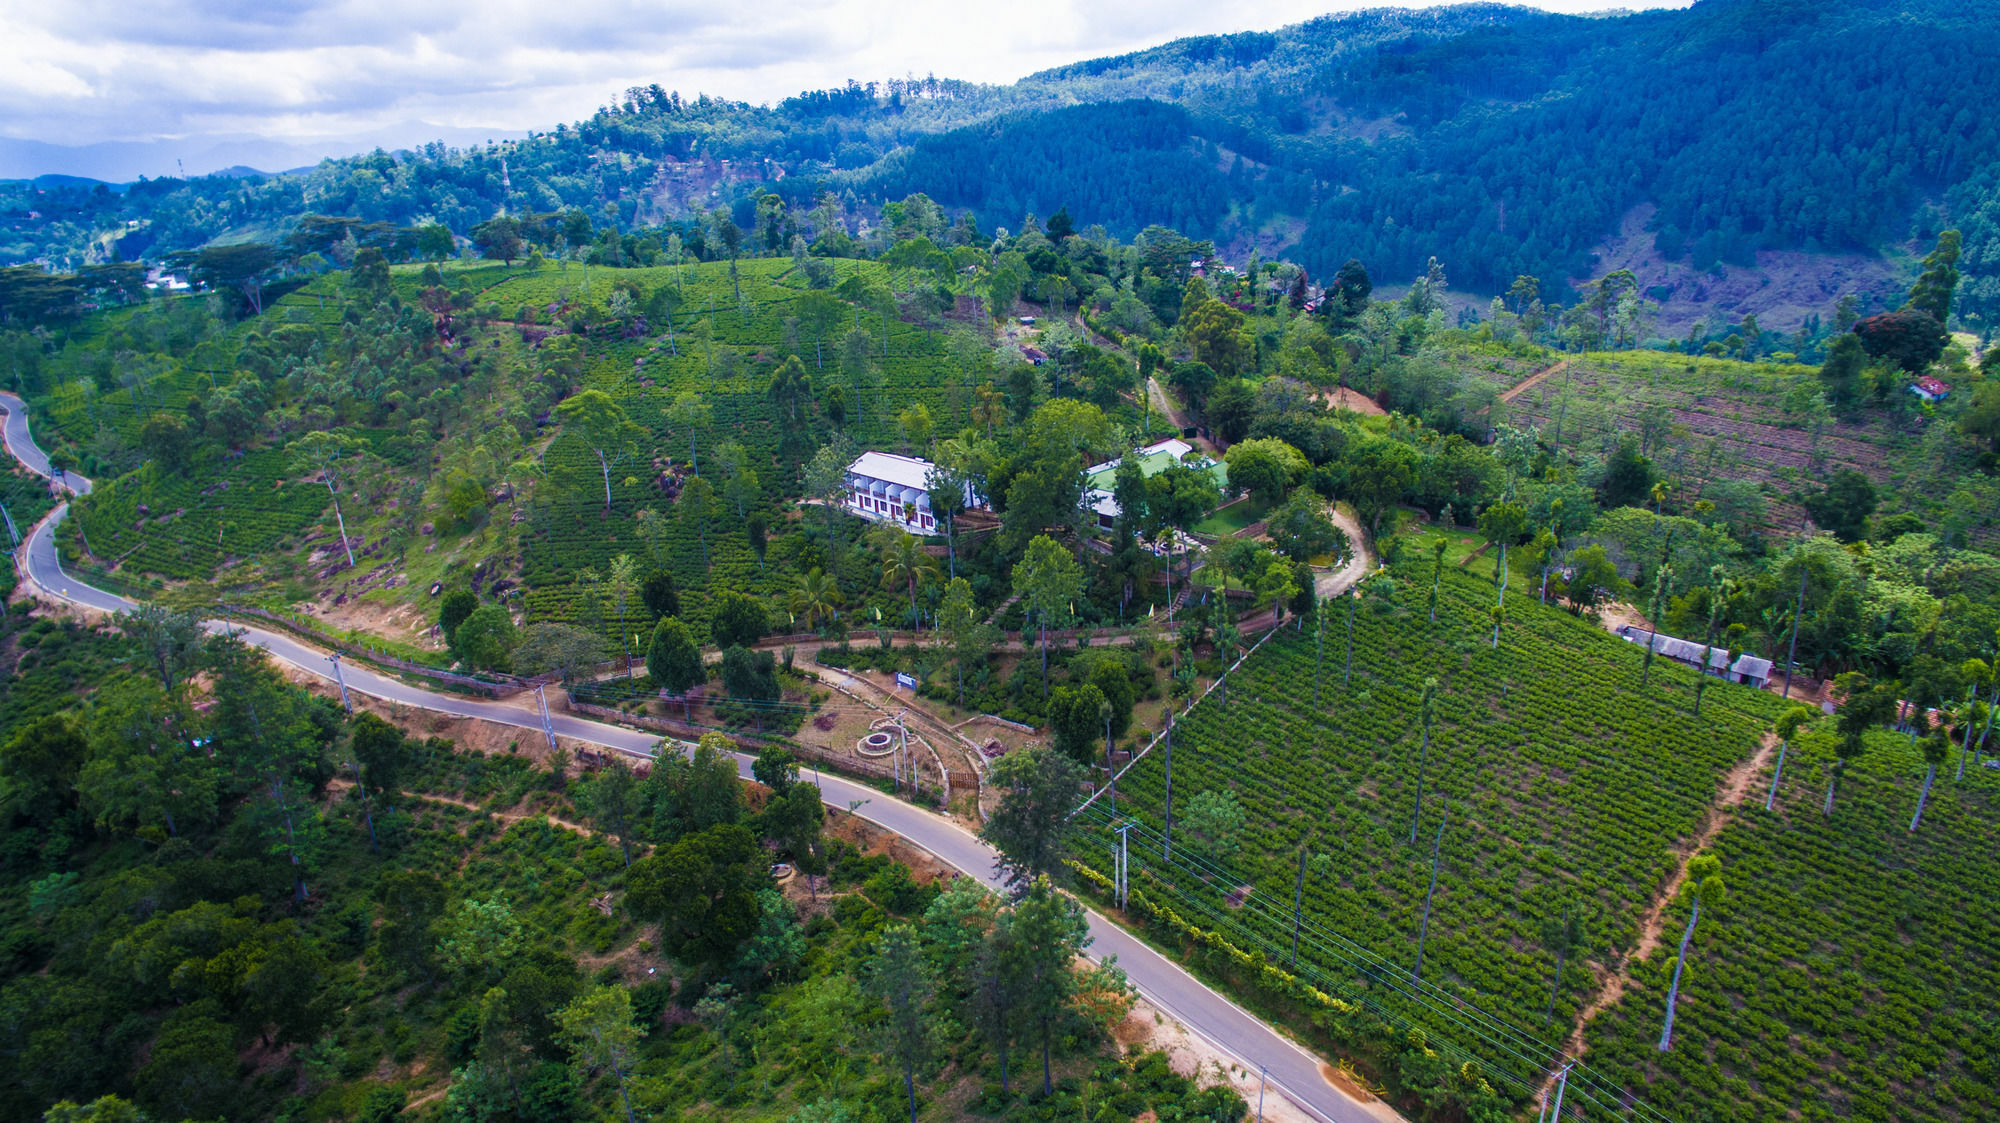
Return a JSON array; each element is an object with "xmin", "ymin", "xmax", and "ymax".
[
  {"xmin": 1161, "ymin": 711, "xmax": 1175, "ymax": 862},
  {"xmin": 327, "ymin": 651, "xmax": 353, "ymax": 713},
  {"xmin": 1113, "ymin": 820, "xmax": 1136, "ymax": 910},
  {"xmin": 1538, "ymin": 1061, "xmax": 1575, "ymax": 1122},
  {"xmin": 536, "ymin": 683, "xmax": 558, "ymax": 755},
  {"xmin": 1783, "ymin": 563, "xmax": 1808, "ymax": 699},
  {"xmin": 894, "ymin": 712, "xmax": 910, "ymax": 797},
  {"xmin": 0, "ymin": 501, "xmax": 17, "ymax": 548},
  {"xmin": 1257, "ymin": 1065, "xmax": 1267, "ymax": 1122}
]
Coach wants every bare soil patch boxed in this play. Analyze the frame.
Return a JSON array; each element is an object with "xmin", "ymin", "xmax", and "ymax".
[
  {"xmin": 273, "ymin": 660, "xmax": 556, "ymax": 761},
  {"xmin": 1113, "ymin": 1000, "xmax": 1336, "ymax": 1123},
  {"xmin": 824, "ymin": 807, "xmax": 958, "ymax": 885},
  {"xmin": 1595, "ymin": 602, "xmax": 1656, "ymax": 637},
  {"xmin": 1577, "ymin": 202, "xmax": 1910, "ymax": 334},
  {"xmin": 305, "ymin": 593, "xmax": 443, "ymax": 651},
  {"xmin": 1315, "ymin": 387, "xmax": 1387, "ymax": 416}
]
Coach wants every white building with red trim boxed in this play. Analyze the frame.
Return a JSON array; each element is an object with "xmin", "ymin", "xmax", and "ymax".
[{"xmin": 1910, "ymin": 376, "xmax": 1952, "ymax": 403}]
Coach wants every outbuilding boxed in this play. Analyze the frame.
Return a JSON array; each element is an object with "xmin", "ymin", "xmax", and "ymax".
[
  {"xmin": 1081, "ymin": 438, "xmax": 1228, "ymax": 532},
  {"xmin": 1618, "ymin": 625, "xmax": 1774, "ymax": 688}
]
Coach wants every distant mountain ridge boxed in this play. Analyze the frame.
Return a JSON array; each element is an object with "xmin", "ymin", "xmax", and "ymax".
[
  {"xmin": 0, "ymin": 124, "xmax": 523, "ymax": 183},
  {"xmin": 6, "ymin": 0, "xmax": 2000, "ymax": 330}
]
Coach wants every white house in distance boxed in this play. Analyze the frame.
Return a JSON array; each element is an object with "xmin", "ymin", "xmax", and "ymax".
[
  {"xmin": 1910, "ymin": 376, "xmax": 1952, "ymax": 404},
  {"xmin": 843, "ymin": 451, "xmax": 984, "ymax": 534}
]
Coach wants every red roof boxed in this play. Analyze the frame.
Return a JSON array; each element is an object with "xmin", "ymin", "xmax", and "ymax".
[{"xmin": 1915, "ymin": 376, "xmax": 1951, "ymax": 395}]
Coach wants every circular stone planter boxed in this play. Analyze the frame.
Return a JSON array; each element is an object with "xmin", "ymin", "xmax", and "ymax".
[{"xmin": 857, "ymin": 730, "xmax": 898, "ymax": 757}]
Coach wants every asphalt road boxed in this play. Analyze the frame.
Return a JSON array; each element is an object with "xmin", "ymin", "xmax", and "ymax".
[{"xmin": 0, "ymin": 392, "xmax": 1383, "ymax": 1123}]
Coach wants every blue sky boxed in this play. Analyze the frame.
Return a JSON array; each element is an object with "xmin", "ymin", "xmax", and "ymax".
[{"xmin": 0, "ymin": 1, "xmax": 1694, "ymax": 163}]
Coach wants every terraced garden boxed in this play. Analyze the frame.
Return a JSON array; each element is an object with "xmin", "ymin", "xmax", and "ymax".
[
  {"xmin": 65, "ymin": 448, "xmax": 339, "ymax": 580},
  {"xmin": 1070, "ymin": 561, "xmax": 1789, "ymax": 1099}
]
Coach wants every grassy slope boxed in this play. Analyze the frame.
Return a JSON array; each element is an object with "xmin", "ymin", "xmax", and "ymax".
[
  {"xmin": 41, "ymin": 256, "xmax": 1006, "ymax": 646},
  {"xmin": 1482, "ymin": 348, "xmax": 1945, "ymax": 532}
]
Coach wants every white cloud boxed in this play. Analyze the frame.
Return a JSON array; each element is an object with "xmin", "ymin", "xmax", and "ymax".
[{"xmin": 0, "ymin": 0, "xmax": 1694, "ymax": 151}]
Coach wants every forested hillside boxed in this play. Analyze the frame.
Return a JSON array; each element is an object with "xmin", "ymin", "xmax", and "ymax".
[
  {"xmin": 0, "ymin": 613, "xmax": 1245, "ymax": 1122},
  {"xmin": 8, "ymin": 0, "xmax": 2000, "ymax": 332}
]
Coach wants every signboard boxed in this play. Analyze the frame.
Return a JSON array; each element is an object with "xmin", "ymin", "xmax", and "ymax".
[{"xmin": 895, "ymin": 672, "xmax": 918, "ymax": 690}]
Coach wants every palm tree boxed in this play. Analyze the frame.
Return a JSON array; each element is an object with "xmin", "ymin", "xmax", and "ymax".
[
  {"xmin": 607, "ymin": 553, "xmax": 638, "ymax": 678},
  {"xmin": 1955, "ymin": 658, "xmax": 1991, "ymax": 780},
  {"xmin": 1408, "ymin": 677, "xmax": 1440, "ymax": 846},
  {"xmin": 1658, "ymin": 854, "xmax": 1723, "ymax": 1051},
  {"xmin": 1213, "ymin": 616, "xmax": 1241, "ymax": 705},
  {"xmin": 1640, "ymin": 565, "xmax": 1673, "ymax": 688},
  {"xmin": 1910, "ymin": 733, "xmax": 1951, "ymax": 831},
  {"xmin": 879, "ymin": 530, "xmax": 939, "ymax": 632},
  {"xmin": 1691, "ymin": 571, "xmax": 1732, "ymax": 718},
  {"xmin": 789, "ymin": 567, "xmax": 843, "ymax": 631},
  {"xmin": 1536, "ymin": 500, "xmax": 1563, "ymax": 604},
  {"xmin": 1766, "ymin": 706, "xmax": 1815, "ymax": 811}
]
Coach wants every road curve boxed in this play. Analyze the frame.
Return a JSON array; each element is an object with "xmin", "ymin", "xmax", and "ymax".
[{"xmin": 0, "ymin": 392, "xmax": 1384, "ymax": 1123}]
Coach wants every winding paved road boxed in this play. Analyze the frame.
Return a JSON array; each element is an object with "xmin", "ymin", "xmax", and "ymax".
[{"xmin": 0, "ymin": 392, "xmax": 1389, "ymax": 1123}]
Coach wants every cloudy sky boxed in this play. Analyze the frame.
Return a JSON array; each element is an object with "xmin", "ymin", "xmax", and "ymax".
[{"xmin": 0, "ymin": 0, "xmax": 1692, "ymax": 171}]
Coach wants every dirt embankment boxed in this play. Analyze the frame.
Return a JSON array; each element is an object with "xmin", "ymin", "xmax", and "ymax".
[{"xmin": 1316, "ymin": 386, "xmax": 1387, "ymax": 416}]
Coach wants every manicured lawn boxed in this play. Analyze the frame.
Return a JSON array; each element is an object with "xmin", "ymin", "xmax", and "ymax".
[{"xmin": 1194, "ymin": 497, "xmax": 1269, "ymax": 537}]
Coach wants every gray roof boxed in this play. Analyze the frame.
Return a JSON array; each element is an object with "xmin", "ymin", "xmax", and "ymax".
[{"xmin": 1619, "ymin": 626, "xmax": 1774, "ymax": 679}]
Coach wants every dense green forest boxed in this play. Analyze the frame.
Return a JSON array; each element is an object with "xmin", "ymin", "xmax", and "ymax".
[
  {"xmin": 8, "ymin": 0, "xmax": 2000, "ymax": 329},
  {"xmin": 0, "ymin": 609, "xmax": 1252, "ymax": 1122}
]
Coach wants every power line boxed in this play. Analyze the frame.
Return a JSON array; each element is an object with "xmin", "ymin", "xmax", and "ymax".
[{"xmin": 1070, "ymin": 806, "xmax": 1680, "ymax": 1123}]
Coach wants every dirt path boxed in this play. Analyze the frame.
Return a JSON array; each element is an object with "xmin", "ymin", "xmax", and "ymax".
[
  {"xmin": 1147, "ymin": 375, "xmax": 1192, "ymax": 431},
  {"xmin": 326, "ymin": 776, "xmax": 603, "ymax": 840},
  {"xmin": 1554, "ymin": 730, "xmax": 1780, "ymax": 1070},
  {"xmin": 1147, "ymin": 377, "xmax": 1222, "ymax": 455},
  {"xmin": 1316, "ymin": 504, "xmax": 1376, "ymax": 601},
  {"xmin": 417, "ymin": 790, "xmax": 603, "ymax": 839},
  {"xmin": 1499, "ymin": 358, "xmax": 1574, "ymax": 405}
]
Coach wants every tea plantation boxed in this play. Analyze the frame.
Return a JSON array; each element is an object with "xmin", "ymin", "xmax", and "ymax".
[
  {"xmin": 46, "ymin": 255, "xmax": 1003, "ymax": 643},
  {"xmin": 1585, "ymin": 723, "xmax": 2000, "ymax": 1123},
  {"xmin": 1072, "ymin": 560, "xmax": 1792, "ymax": 1101}
]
